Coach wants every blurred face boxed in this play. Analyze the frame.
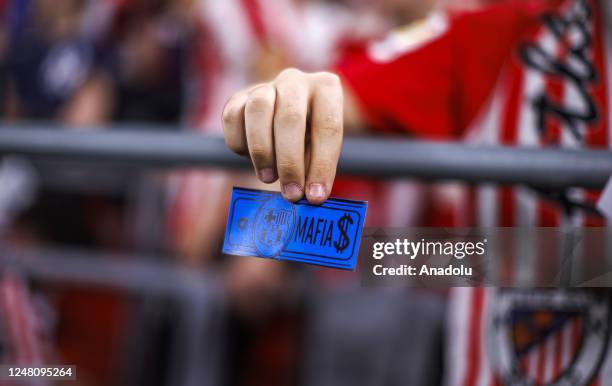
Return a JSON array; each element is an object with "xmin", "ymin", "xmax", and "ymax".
[
  {"xmin": 34, "ymin": 0, "xmax": 83, "ymax": 39},
  {"xmin": 437, "ymin": 0, "xmax": 492, "ymax": 11},
  {"xmin": 377, "ymin": 0, "xmax": 436, "ymax": 24}
]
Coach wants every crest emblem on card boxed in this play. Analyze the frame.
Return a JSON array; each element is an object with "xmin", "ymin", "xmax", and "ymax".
[{"xmin": 253, "ymin": 195, "xmax": 296, "ymax": 257}]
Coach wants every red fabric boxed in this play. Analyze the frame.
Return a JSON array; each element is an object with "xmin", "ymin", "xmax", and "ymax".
[
  {"xmin": 241, "ymin": 0, "xmax": 267, "ymax": 42},
  {"xmin": 336, "ymin": 1, "xmax": 557, "ymax": 139},
  {"xmin": 356, "ymin": 2, "xmax": 612, "ymax": 385}
]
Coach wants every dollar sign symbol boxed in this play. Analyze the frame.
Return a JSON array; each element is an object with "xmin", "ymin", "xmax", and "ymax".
[{"xmin": 334, "ymin": 213, "xmax": 353, "ymax": 253}]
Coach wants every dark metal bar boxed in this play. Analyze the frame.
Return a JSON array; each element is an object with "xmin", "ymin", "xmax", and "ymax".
[
  {"xmin": 0, "ymin": 245, "xmax": 214, "ymax": 295},
  {"xmin": 0, "ymin": 124, "xmax": 611, "ymax": 189}
]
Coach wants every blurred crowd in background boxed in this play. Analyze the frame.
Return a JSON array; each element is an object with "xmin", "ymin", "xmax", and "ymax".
[{"xmin": 0, "ymin": 0, "xmax": 498, "ymax": 385}]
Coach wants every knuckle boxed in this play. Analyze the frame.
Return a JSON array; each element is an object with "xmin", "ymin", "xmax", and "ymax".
[
  {"xmin": 249, "ymin": 145, "xmax": 271, "ymax": 163},
  {"xmin": 246, "ymin": 97, "xmax": 270, "ymax": 115},
  {"xmin": 275, "ymin": 79, "xmax": 306, "ymax": 99},
  {"xmin": 246, "ymin": 91, "xmax": 273, "ymax": 114},
  {"xmin": 277, "ymin": 159, "xmax": 301, "ymax": 177},
  {"xmin": 314, "ymin": 72, "xmax": 341, "ymax": 88},
  {"xmin": 278, "ymin": 105, "xmax": 305, "ymax": 127},
  {"xmin": 278, "ymin": 68, "xmax": 303, "ymax": 80},
  {"xmin": 316, "ymin": 114, "xmax": 342, "ymax": 137},
  {"xmin": 222, "ymin": 103, "xmax": 241, "ymax": 127},
  {"xmin": 309, "ymin": 161, "xmax": 334, "ymax": 178}
]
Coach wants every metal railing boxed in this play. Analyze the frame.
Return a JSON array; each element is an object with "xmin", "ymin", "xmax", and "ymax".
[{"xmin": 0, "ymin": 124, "xmax": 610, "ymax": 189}]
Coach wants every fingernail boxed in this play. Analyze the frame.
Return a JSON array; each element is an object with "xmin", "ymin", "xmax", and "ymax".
[
  {"xmin": 259, "ymin": 168, "xmax": 275, "ymax": 183},
  {"xmin": 308, "ymin": 183, "xmax": 326, "ymax": 200},
  {"xmin": 282, "ymin": 183, "xmax": 303, "ymax": 201}
]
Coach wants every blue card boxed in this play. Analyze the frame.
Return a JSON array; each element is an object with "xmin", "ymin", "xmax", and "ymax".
[{"xmin": 223, "ymin": 187, "xmax": 367, "ymax": 270}]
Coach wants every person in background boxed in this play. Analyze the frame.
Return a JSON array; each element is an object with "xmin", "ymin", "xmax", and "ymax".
[
  {"xmin": 107, "ymin": 0, "xmax": 188, "ymax": 124},
  {"xmin": 222, "ymin": 1, "xmax": 612, "ymax": 385},
  {"xmin": 4, "ymin": 0, "xmax": 113, "ymax": 125}
]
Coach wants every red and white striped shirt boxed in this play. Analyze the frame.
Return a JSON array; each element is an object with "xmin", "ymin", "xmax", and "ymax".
[{"xmin": 337, "ymin": 0, "xmax": 612, "ymax": 384}]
